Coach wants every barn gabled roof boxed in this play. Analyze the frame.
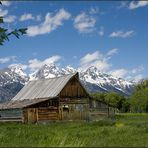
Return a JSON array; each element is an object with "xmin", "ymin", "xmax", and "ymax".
[
  {"xmin": 0, "ymin": 72, "xmax": 89, "ymax": 109},
  {"xmin": 12, "ymin": 72, "xmax": 83, "ymax": 101}
]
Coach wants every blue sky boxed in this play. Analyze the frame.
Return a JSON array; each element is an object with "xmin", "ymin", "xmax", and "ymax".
[{"xmin": 0, "ymin": 1, "xmax": 148, "ymax": 81}]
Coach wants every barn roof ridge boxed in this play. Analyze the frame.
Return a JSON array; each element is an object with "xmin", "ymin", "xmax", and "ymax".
[{"xmin": 29, "ymin": 72, "xmax": 78, "ymax": 83}]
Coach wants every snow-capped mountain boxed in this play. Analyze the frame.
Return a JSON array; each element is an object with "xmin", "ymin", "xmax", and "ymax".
[
  {"xmin": 29, "ymin": 63, "xmax": 62, "ymax": 81},
  {"xmin": 79, "ymin": 66, "xmax": 134, "ymax": 95},
  {"xmin": 0, "ymin": 64, "xmax": 135, "ymax": 102},
  {"xmin": 0, "ymin": 67, "xmax": 27, "ymax": 102},
  {"xmin": 29, "ymin": 64, "xmax": 77, "ymax": 81},
  {"xmin": 62, "ymin": 65, "xmax": 77, "ymax": 74},
  {"xmin": 8, "ymin": 64, "xmax": 28, "ymax": 81},
  {"xmin": 29, "ymin": 64, "xmax": 135, "ymax": 96}
]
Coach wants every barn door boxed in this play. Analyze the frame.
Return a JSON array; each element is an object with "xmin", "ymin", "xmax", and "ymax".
[
  {"xmin": 61, "ymin": 104, "xmax": 70, "ymax": 120},
  {"xmin": 61, "ymin": 104, "xmax": 81, "ymax": 120},
  {"xmin": 27, "ymin": 108, "xmax": 37, "ymax": 123},
  {"xmin": 61, "ymin": 104, "xmax": 89, "ymax": 120}
]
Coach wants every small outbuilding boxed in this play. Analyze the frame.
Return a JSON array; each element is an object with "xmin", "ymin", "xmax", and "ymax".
[{"xmin": 0, "ymin": 73, "xmax": 115, "ymax": 123}]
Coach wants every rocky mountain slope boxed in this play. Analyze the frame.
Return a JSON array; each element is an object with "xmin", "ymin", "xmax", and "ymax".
[
  {"xmin": 0, "ymin": 64, "xmax": 135, "ymax": 102},
  {"xmin": 0, "ymin": 67, "xmax": 28, "ymax": 102}
]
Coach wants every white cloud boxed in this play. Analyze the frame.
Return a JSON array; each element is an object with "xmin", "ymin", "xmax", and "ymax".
[
  {"xmin": 109, "ymin": 30, "xmax": 135, "ymax": 38},
  {"xmin": 129, "ymin": 1, "xmax": 148, "ymax": 9},
  {"xmin": 7, "ymin": 55, "xmax": 62, "ymax": 72},
  {"xmin": 131, "ymin": 66, "xmax": 144, "ymax": 74},
  {"xmin": 109, "ymin": 69, "xmax": 128, "ymax": 78},
  {"xmin": 8, "ymin": 63, "xmax": 28, "ymax": 70},
  {"xmin": 28, "ymin": 55, "xmax": 61, "ymax": 71},
  {"xmin": 3, "ymin": 15, "xmax": 16, "ymax": 23},
  {"xmin": 80, "ymin": 51, "xmax": 102, "ymax": 66},
  {"xmin": 89, "ymin": 7, "xmax": 99, "ymax": 14},
  {"xmin": 109, "ymin": 65, "xmax": 144, "ymax": 81},
  {"xmin": 74, "ymin": 12, "xmax": 96, "ymax": 33},
  {"xmin": 1, "ymin": 1, "xmax": 11, "ymax": 6},
  {"xmin": 98, "ymin": 26, "xmax": 104, "ymax": 36},
  {"xmin": 20, "ymin": 13, "xmax": 34, "ymax": 21},
  {"xmin": 89, "ymin": 60, "xmax": 110, "ymax": 72},
  {"xmin": 0, "ymin": 57, "xmax": 10, "ymax": 64},
  {"xmin": 107, "ymin": 48, "xmax": 118, "ymax": 57},
  {"xmin": 20, "ymin": 13, "xmax": 42, "ymax": 22},
  {"xmin": 0, "ymin": 56, "xmax": 17, "ymax": 64},
  {"xmin": 0, "ymin": 8, "xmax": 8, "ymax": 16},
  {"xmin": 27, "ymin": 9, "xmax": 71, "ymax": 37},
  {"xmin": 79, "ymin": 50, "xmax": 114, "ymax": 72}
]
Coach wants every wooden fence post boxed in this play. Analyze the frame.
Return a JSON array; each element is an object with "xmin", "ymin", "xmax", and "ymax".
[{"xmin": 36, "ymin": 108, "xmax": 38, "ymax": 122}]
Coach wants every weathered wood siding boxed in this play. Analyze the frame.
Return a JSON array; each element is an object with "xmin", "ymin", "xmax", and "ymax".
[
  {"xmin": 23, "ymin": 108, "xmax": 28, "ymax": 123},
  {"xmin": 23, "ymin": 108, "xmax": 37, "ymax": 123},
  {"xmin": 89, "ymin": 100, "xmax": 115, "ymax": 121},
  {"xmin": 58, "ymin": 77, "xmax": 90, "ymax": 121},
  {"xmin": 23, "ymin": 107, "xmax": 59, "ymax": 123},
  {"xmin": 60, "ymin": 77, "xmax": 87, "ymax": 98},
  {"xmin": 38, "ymin": 107, "xmax": 58, "ymax": 121},
  {"xmin": 58, "ymin": 98, "xmax": 89, "ymax": 121},
  {"xmin": 21, "ymin": 75, "xmax": 90, "ymax": 123}
]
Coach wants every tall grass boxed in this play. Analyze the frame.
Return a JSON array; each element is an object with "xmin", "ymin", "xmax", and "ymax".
[{"xmin": 0, "ymin": 113, "xmax": 148, "ymax": 147}]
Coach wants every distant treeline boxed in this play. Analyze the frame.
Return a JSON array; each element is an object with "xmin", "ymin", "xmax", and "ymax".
[{"xmin": 91, "ymin": 79, "xmax": 148, "ymax": 113}]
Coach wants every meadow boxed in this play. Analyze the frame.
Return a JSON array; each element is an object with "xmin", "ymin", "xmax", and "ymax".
[{"xmin": 0, "ymin": 113, "xmax": 148, "ymax": 147}]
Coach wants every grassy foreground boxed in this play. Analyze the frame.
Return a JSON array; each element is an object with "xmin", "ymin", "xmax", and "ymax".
[{"xmin": 0, "ymin": 113, "xmax": 148, "ymax": 147}]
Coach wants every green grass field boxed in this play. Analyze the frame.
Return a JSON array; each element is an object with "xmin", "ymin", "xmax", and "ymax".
[{"xmin": 0, "ymin": 113, "xmax": 148, "ymax": 147}]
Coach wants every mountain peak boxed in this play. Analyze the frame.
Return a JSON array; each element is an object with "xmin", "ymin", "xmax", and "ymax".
[
  {"xmin": 40, "ymin": 63, "xmax": 58, "ymax": 70},
  {"xmin": 29, "ymin": 63, "xmax": 61, "ymax": 80},
  {"xmin": 65, "ymin": 65, "xmax": 77, "ymax": 73},
  {"xmin": 86, "ymin": 66, "xmax": 98, "ymax": 73},
  {"xmin": 8, "ymin": 64, "xmax": 27, "ymax": 78}
]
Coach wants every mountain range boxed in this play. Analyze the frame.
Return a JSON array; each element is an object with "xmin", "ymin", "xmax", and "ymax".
[{"xmin": 0, "ymin": 64, "xmax": 135, "ymax": 102}]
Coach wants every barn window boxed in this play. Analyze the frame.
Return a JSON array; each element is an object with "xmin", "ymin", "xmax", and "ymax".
[{"xmin": 62, "ymin": 104, "xmax": 69, "ymax": 112}]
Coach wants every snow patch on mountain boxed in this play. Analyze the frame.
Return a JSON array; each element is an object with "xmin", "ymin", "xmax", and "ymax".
[
  {"xmin": 28, "ymin": 64, "xmax": 135, "ymax": 95},
  {"xmin": 0, "ymin": 63, "xmax": 136, "ymax": 102},
  {"xmin": 29, "ymin": 63, "xmax": 62, "ymax": 81}
]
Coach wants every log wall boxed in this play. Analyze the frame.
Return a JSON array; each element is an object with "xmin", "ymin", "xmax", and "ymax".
[
  {"xmin": 23, "ymin": 107, "xmax": 59, "ymax": 123},
  {"xmin": 38, "ymin": 107, "xmax": 58, "ymax": 121}
]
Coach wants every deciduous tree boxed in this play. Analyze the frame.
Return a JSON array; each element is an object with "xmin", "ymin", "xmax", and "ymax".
[{"xmin": 130, "ymin": 79, "xmax": 148, "ymax": 112}]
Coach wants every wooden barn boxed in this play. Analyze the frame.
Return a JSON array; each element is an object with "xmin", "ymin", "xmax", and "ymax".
[{"xmin": 0, "ymin": 73, "xmax": 115, "ymax": 123}]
